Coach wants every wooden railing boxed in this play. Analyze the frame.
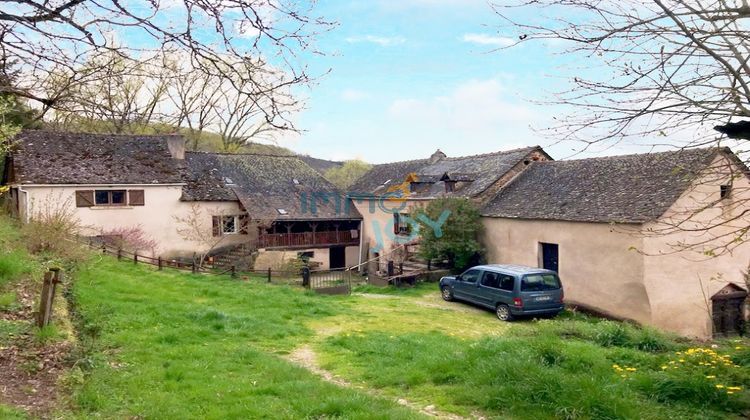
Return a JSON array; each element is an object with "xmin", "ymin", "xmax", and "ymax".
[{"xmin": 258, "ymin": 230, "xmax": 359, "ymax": 249}]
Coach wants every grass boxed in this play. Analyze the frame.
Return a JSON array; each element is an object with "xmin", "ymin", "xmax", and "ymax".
[
  {"xmin": 68, "ymin": 258, "xmax": 419, "ymax": 419},
  {"xmin": 65, "ymin": 257, "xmax": 750, "ymax": 419}
]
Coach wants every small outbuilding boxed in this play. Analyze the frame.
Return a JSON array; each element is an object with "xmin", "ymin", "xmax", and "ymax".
[{"xmin": 481, "ymin": 147, "xmax": 750, "ymax": 339}]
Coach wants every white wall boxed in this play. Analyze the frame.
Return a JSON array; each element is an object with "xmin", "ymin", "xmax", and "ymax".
[{"xmin": 21, "ymin": 185, "xmax": 248, "ymax": 257}]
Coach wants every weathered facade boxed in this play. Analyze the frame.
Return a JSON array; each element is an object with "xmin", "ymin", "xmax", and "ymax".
[
  {"xmin": 350, "ymin": 146, "xmax": 552, "ymax": 263},
  {"xmin": 3, "ymin": 130, "xmax": 361, "ymax": 269},
  {"xmin": 481, "ymin": 148, "xmax": 750, "ymax": 338}
]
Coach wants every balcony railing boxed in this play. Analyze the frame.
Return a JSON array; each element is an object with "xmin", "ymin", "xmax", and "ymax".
[{"xmin": 258, "ymin": 230, "xmax": 359, "ymax": 249}]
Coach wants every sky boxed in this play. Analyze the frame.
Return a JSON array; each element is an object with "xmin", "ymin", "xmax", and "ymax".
[{"xmin": 283, "ymin": 0, "xmax": 585, "ymax": 163}]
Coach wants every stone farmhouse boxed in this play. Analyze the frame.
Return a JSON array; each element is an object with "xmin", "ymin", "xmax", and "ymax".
[
  {"xmin": 2, "ymin": 130, "xmax": 361, "ymax": 270},
  {"xmin": 3, "ymin": 129, "xmax": 750, "ymax": 338}
]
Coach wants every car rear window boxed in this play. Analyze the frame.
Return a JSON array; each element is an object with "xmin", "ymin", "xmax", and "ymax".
[{"xmin": 521, "ymin": 274, "xmax": 561, "ymax": 291}]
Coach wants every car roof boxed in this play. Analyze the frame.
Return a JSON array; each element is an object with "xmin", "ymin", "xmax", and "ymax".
[{"xmin": 471, "ymin": 264, "xmax": 556, "ymax": 276}]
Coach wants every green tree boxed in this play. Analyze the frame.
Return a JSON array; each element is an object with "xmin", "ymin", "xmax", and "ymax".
[
  {"xmin": 324, "ymin": 160, "xmax": 372, "ymax": 189},
  {"xmin": 414, "ymin": 197, "xmax": 483, "ymax": 272}
]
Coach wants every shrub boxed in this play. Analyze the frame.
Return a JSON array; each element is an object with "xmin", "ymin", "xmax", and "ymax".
[
  {"xmin": 21, "ymin": 194, "xmax": 88, "ymax": 262},
  {"xmin": 98, "ymin": 225, "xmax": 158, "ymax": 256},
  {"xmin": 414, "ymin": 197, "xmax": 484, "ymax": 272}
]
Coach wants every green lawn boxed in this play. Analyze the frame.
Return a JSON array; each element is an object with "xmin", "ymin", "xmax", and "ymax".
[{"xmin": 63, "ymin": 257, "xmax": 750, "ymax": 419}]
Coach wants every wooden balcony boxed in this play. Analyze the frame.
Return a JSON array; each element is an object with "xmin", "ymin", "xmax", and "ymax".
[{"xmin": 258, "ymin": 230, "xmax": 359, "ymax": 249}]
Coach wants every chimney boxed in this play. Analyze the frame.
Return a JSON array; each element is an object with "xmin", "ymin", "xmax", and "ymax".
[
  {"xmin": 429, "ymin": 149, "xmax": 446, "ymax": 164},
  {"xmin": 166, "ymin": 136, "xmax": 186, "ymax": 160}
]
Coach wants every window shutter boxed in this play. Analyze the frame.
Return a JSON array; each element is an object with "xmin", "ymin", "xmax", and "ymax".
[
  {"xmin": 212, "ymin": 216, "xmax": 221, "ymax": 237},
  {"xmin": 75, "ymin": 190, "xmax": 95, "ymax": 207},
  {"xmin": 393, "ymin": 213, "xmax": 400, "ymax": 235},
  {"xmin": 239, "ymin": 215, "xmax": 249, "ymax": 234},
  {"xmin": 129, "ymin": 190, "xmax": 145, "ymax": 206}
]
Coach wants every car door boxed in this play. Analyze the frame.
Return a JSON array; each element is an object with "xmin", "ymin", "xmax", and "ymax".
[
  {"xmin": 452, "ymin": 269, "xmax": 482, "ymax": 302},
  {"xmin": 476, "ymin": 271, "xmax": 501, "ymax": 307}
]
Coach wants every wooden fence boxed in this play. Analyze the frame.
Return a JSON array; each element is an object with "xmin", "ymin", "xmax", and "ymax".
[{"xmin": 78, "ymin": 238, "xmax": 301, "ymax": 284}]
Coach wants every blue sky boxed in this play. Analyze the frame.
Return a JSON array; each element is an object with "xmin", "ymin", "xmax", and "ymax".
[{"xmin": 285, "ymin": 0, "xmax": 580, "ymax": 163}]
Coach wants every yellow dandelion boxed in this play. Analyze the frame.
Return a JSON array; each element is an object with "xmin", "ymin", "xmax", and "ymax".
[
  {"xmin": 716, "ymin": 385, "xmax": 725, "ymax": 389},
  {"xmin": 727, "ymin": 391, "xmax": 735, "ymax": 395},
  {"xmin": 735, "ymin": 346, "xmax": 742, "ymax": 350},
  {"xmin": 706, "ymin": 375, "xmax": 716, "ymax": 379},
  {"xmin": 661, "ymin": 366, "xmax": 668, "ymax": 370}
]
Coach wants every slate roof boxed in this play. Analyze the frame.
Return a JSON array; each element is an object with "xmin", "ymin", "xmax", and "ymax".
[
  {"xmin": 7, "ymin": 130, "xmax": 186, "ymax": 185},
  {"xmin": 183, "ymin": 152, "xmax": 361, "ymax": 220},
  {"xmin": 482, "ymin": 148, "xmax": 733, "ymax": 223},
  {"xmin": 349, "ymin": 146, "xmax": 546, "ymax": 199},
  {"xmin": 298, "ymin": 155, "xmax": 343, "ymax": 174}
]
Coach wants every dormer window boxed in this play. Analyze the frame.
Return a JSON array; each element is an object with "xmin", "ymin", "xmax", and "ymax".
[
  {"xmin": 721, "ymin": 185, "xmax": 732, "ymax": 200},
  {"xmin": 293, "ymin": 178, "xmax": 300, "ymax": 185},
  {"xmin": 445, "ymin": 181, "xmax": 456, "ymax": 193},
  {"xmin": 223, "ymin": 177, "xmax": 235, "ymax": 185},
  {"xmin": 277, "ymin": 208, "xmax": 289, "ymax": 215}
]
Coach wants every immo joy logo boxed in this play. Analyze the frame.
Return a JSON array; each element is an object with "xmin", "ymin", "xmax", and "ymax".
[{"xmin": 300, "ymin": 172, "xmax": 452, "ymax": 253}]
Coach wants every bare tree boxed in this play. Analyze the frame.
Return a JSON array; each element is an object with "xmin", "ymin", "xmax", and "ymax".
[
  {"xmin": 492, "ymin": 0, "xmax": 750, "ymax": 151},
  {"xmin": 46, "ymin": 51, "xmax": 174, "ymax": 133},
  {"xmin": 493, "ymin": 1, "xmax": 750, "ymax": 258},
  {"xmin": 0, "ymin": 0, "xmax": 332, "ymax": 125}
]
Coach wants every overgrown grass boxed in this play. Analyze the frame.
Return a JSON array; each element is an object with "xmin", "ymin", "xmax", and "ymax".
[
  {"xmin": 68, "ymin": 257, "xmax": 750, "ymax": 419},
  {"xmin": 69, "ymin": 258, "xmax": 419, "ymax": 419},
  {"xmin": 0, "ymin": 404, "xmax": 27, "ymax": 419},
  {"xmin": 353, "ymin": 281, "xmax": 436, "ymax": 297}
]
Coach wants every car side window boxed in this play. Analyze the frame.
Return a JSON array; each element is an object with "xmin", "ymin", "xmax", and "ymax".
[
  {"xmin": 481, "ymin": 271, "xmax": 500, "ymax": 288},
  {"xmin": 499, "ymin": 274, "xmax": 515, "ymax": 291},
  {"xmin": 461, "ymin": 269, "xmax": 481, "ymax": 283}
]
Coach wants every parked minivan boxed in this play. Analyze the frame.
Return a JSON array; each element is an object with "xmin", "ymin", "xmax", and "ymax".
[{"xmin": 439, "ymin": 265, "xmax": 564, "ymax": 321}]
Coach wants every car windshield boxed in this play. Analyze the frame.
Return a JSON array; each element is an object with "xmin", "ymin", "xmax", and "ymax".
[{"xmin": 521, "ymin": 273, "xmax": 561, "ymax": 291}]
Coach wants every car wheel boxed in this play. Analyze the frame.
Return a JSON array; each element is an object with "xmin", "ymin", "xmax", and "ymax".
[
  {"xmin": 441, "ymin": 286, "xmax": 453, "ymax": 301},
  {"xmin": 496, "ymin": 304, "xmax": 513, "ymax": 321}
]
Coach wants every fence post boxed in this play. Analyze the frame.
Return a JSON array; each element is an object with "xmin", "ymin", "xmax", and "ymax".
[
  {"xmin": 302, "ymin": 266, "xmax": 310, "ymax": 288},
  {"xmin": 231, "ymin": 265, "xmax": 236, "ymax": 278},
  {"xmin": 101, "ymin": 244, "xmax": 106, "ymax": 254},
  {"xmin": 399, "ymin": 262, "xmax": 403, "ymax": 275},
  {"xmin": 158, "ymin": 256, "xmax": 163, "ymax": 270},
  {"xmin": 267, "ymin": 267, "xmax": 272, "ymax": 283},
  {"xmin": 387, "ymin": 260, "xmax": 394, "ymax": 277},
  {"xmin": 117, "ymin": 249, "xmax": 122, "ymax": 260},
  {"xmin": 191, "ymin": 261, "xmax": 197, "ymax": 274},
  {"xmin": 134, "ymin": 253, "xmax": 138, "ymax": 265},
  {"xmin": 37, "ymin": 271, "xmax": 53, "ymax": 328},
  {"xmin": 427, "ymin": 259, "xmax": 431, "ymax": 271}
]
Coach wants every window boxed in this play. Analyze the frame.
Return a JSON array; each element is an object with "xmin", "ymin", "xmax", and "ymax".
[
  {"xmin": 521, "ymin": 274, "xmax": 561, "ymax": 291},
  {"xmin": 721, "ymin": 185, "xmax": 732, "ymax": 200},
  {"xmin": 277, "ymin": 208, "xmax": 289, "ymax": 215},
  {"xmin": 94, "ymin": 190, "xmax": 126, "ymax": 206},
  {"xmin": 481, "ymin": 271, "xmax": 501, "ymax": 288},
  {"xmin": 460, "ymin": 269, "xmax": 481, "ymax": 284},
  {"xmin": 293, "ymin": 178, "xmax": 300, "ymax": 185},
  {"xmin": 223, "ymin": 177, "xmax": 235, "ymax": 186},
  {"xmin": 445, "ymin": 181, "xmax": 456, "ymax": 193},
  {"xmin": 212, "ymin": 215, "xmax": 248, "ymax": 236},
  {"xmin": 222, "ymin": 216, "xmax": 237, "ymax": 234},
  {"xmin": 393, "ymin": 213, "xmax": 412, "ymax": 235},
  {"xmin": 499, "ymin": 274, "xmax": 515, "ymax": 291}
]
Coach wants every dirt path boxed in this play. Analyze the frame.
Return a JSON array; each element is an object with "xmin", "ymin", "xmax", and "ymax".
[{"xmin": 286, "ymin": 345, "xmax": 474, "ymax": 420}]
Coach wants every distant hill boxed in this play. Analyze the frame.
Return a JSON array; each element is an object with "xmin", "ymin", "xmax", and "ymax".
[{"xmin": 298, "ymin": 156, "xmax": 344, "ymax": 174}]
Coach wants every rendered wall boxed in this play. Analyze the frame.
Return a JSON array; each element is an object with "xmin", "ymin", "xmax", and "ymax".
[
  {"xmin": 642, "ymin": 154, "xmax": 750, "ymax": 338},
  {"xmin": 481, "ymin": 217, "xmax": 650, "ymax": 324},
  {"xmin": 19, "ymin": 185, "xmax": 249, "ymax": 257}
]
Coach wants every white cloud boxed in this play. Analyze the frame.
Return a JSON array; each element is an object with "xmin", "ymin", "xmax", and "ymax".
[
  {"xmin": 387, "ymin": 78, "xmax": 533, "ymax": 132},
  {"xmin": 345, "ymin": 35, "xmax": 406, "ymax": 47},
  {"xmin": 340, "ymin": 89, "xmax": 370, "ymax": 102},
  {"xmin": 462, "ymin": 33, "xmax": 515, "ymax": 47}
]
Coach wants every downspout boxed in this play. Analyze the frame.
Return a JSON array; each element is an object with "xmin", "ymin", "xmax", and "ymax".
[
  {"xmin": 357, "ymin": 220, "xmax": 364, "ymax": 272},
  {"xmin": 17, "ymin": 186, "xmax": 30, "ymax": 223}
]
